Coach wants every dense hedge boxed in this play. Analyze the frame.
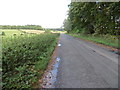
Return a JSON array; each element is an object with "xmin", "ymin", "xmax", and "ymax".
[{"xmin": 2, "ymin": 33, "xmax": 59, "ymax": 88}]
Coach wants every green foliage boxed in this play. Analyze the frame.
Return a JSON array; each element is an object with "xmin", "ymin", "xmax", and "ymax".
[
  {"xmin": 44, "ymin": 30, "xmax": 51, "ymax": 33},
  {"xmin": 2, "ymin": 33, "xmax": 59, "ymax": 88},
  {"xmin": 63, "ymin": 18, "xmax": 72, "ymax": 32},
  {"xmin": 64, "ymin": 2, "xmax": 120, "ymax": 35},
  {"xmin": 69, "ymin": 34, "xmax": 119, "ymax": 48},
  {"xmin": 1, "ymin": 32, "xmax": 5, "ymax": 35},
  {"xmin": 0, "ymin": 25, "xmax": 43, "ymax": 30},
  {"xmin": 1, "ymin": 29, "xmax": 24, "ymax": 37}
]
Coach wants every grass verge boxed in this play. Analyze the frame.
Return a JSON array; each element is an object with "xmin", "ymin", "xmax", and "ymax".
[{"xmin": 69, "ymin": 34, "xmax": 119, "ymax": 49}]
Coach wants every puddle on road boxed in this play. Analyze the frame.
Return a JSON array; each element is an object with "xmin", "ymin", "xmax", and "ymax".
[
  {"xmin": 58, "ymin": 44, "xmax": 61, "ymax": 47},
  {"xmin": 42, "ymin": 57, "xmax": 61, "ymax": 88}
]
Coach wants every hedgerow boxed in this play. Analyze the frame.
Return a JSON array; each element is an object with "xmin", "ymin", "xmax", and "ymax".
[{"xmin": 2, "ymin": 33, "xmax": 59, "ymax": 88}]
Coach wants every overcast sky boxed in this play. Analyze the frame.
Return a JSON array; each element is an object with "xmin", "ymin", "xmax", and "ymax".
[{"xmin": 0, "ymin": 0, "xmax": 71, "ymax": 28}]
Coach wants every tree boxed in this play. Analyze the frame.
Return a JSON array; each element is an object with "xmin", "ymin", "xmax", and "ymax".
[{"xmin": 64, "ymin": 2, "xmax": 120, "ymax": 35}]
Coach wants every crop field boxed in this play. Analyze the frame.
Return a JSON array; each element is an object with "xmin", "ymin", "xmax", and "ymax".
[
  {"xmin": 2, "ymin": 30, "xmax": 59, "ymax": 88},
  {"xmin": 21, "ymin": 30, "xmax": 45, "ymax": 34},
  {"xmin": 1, "ymin": 29, "xmax": 24, "ymax": 36},
  {"xmin": 22, "ymin": 30, "xmax": 67, "ymax": 34},
  {"xmin": 1, "ymin": 29, "xmax": 66, "ymax": 35},
  {"xmin": 1, "ymin": 29, "xmax": 46, "ymax": 37}
]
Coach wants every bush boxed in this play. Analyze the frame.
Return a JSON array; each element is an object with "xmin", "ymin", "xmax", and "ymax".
[
  {"xmin": 2, "ymin": 33, "xmax": 59, "ymax": 88},
  {"xmin": 1, "ymin": 32, "xmax": 5, "ymax": 35}
]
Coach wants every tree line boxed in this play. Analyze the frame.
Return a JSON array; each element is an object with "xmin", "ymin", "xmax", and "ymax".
[
  {"xmin": 64, "ymin": 2, "xmax": 120, "ymax": 35},
  {"xmin": 0, "ymin": 25, "xmax": 43, "ymax": 30}
]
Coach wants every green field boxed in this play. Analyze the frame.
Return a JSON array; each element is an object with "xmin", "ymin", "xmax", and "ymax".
[
  {"xmin": 2, "ymin": 29, "xmax": 59, "ymax": 88},
  {"xmin": 1, "ymin": 29, "xmax": 24, "ymax": 36}
]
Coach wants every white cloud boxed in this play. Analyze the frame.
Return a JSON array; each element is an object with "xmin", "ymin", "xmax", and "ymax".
[{"xmin": 0, "ymin": 0, "xmax": 71, "ymax": 28}]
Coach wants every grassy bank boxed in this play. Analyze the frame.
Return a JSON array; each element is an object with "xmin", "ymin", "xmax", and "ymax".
[
  {"xmin": 69, "ymin": 34, "xmax": 119, "ymax": 48},
  {"xmin": 2, "ymin": 33, "xmax": 59, "ymax": 88}
]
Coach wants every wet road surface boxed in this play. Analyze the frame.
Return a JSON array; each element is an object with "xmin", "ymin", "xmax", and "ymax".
[{"xmin": 55, "ymin": 34, "xmax": 118, "ymax": 88}]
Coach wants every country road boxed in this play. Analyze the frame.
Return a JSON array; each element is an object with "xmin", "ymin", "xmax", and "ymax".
[{"xmin": 55, "ymin": 34, "xmax": 118, "ymax": 88}]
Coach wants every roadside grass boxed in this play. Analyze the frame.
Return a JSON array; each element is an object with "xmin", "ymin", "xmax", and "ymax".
[
  {"xmin": 69, "ymin": 34, "xmax": 119, "ymax": 48},
  {"xmin": 2, "ymin": 32, "xmax": 59, "ymax": 88}
]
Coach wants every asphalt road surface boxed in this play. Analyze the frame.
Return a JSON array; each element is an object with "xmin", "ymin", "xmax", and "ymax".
[{"xmin": 55, "ymin": 34, "xmax": 118, "ymax": 88}]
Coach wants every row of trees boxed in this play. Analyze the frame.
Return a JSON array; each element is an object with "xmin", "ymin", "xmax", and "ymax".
[
  {"xmin": 0, "ymin": 25, "xmax": 43, "ymax": 30},
  {"xmin": 64, "ymin": 2, "xmax": 120, "ymax": 35}
]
